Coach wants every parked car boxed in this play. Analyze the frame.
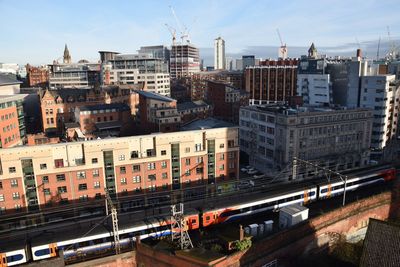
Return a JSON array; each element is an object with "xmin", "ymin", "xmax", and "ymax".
[
  {"xmin": 237, "ymin": 180, "xmax": 255, "ymax": 189},
  {"xmin": 247, "ymin": 169, "xmax": 258, "ymax": 175},
  {"xmin": 253, "ymin": 174, "xmax": 265, "ymax": 179}
]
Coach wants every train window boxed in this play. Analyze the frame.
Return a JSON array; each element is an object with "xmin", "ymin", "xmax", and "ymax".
[
  {"xmin": 206, "ymin": 216, "xmax": 210, "ymax": 221},
  {"xmin": 309, "ymin": 191, "xmax": 315, "ymax": 196},
  {"xmin": 220, "ymin": 209, "xmax": 241, "ymax": 218},
  {"xmin": 6, "ymin": 254, "xmax": 24, "ymax": 262},
  {"xmin": 321, "ymin": 188, "xmax": 328, "ymax": 193},
  {"xmin": 34, "ymin": 248, "xmax": 50, "ymax": 257}
]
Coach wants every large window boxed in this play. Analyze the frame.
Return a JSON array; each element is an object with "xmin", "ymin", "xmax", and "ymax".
[
  {"xmin": 133, "ymin": 175, "xmax": 141, "ymax": 183},
  {"xmin": 54, "ymin": 159, "xmax": 64, "ymax": 168},
  {"xmin": 56, "ymin": 174, "xmax": 66, "ymax": 182},
  {"xmin": 147, "ymin": 162, "xmax": 156, "ymax": 170},
  {"xmin": 58, "ymin": 186, "xmax": 67, "ymax": 193},
  {"xmin": 78, "ymin": 183, "xmax": 87, "ymax": 191}
]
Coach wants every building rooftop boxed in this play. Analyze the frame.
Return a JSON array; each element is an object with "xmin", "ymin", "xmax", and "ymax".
[
  {"xmin": 78, "ymin": 103, "xmax": 130, "ymax": 112},
  {"xmin": 181, "ymin": 117, "xmax": 234, "ymax": 131},
  {"xmin": 0, "ymin": 94, "xmax": 27, "ymax": 103},
  {"xmin": 134, "ymin": 90, "xmax": 175, "ymax": 102},
  {"xmin": 242, "ymin": 104, "xmax": 371, "ymax": 115},
  {"xmin": 0, "ymin": 73, "xmax": 22, "ymax": 86},
  {"xmin": 177, "ymin": 100, "xmax": 209, "ymax": 111},
  {"xmin": 359, "ymin": 219, "xmax": 400, "ymax": 267},
  {"xmin": 95, "ymin": 121, "xmax": 122, "ymax": 130}
]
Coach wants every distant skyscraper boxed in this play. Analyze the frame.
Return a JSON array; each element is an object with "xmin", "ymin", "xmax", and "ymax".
[
  {"xmin": 214, "ymin": 37, "xmax": 226, "ymax": 70},
  {"xmin": 63, "ymin": 44, "xmax": 71, "ymax": 64}
]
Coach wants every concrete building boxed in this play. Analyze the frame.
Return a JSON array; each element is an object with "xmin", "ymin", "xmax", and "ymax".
[
  {"xmin": 245, "ymin": 59, "xmax": 298, "ymax": 102},
  {"xmin": 0, "ymin": 95, "xmax": 27, "ymax": 148},
  {"xmin": 214, "ymin": 37, "xmax": 226, "ymax": 70},
  {"xmin": 138, "ymin": 45, "xmax": 170, "ymax": 65},
  {"xmin": 170, "ymin": 44, "xmax": 200, "ymax": 79},
  {"xmin": 242, "ymin": 55, "xmax": 256, "ymax": 69},
  {"xmin": 104, "ymin": 53, "xmax": 170, "ymax": 96},
  {"xmin": 0, "ymin": 126, "xmax": 239, "ymax": 213},
  {"xmin": 48, "ymin": 62, "xmax": 101, "ymax": 88},
  {"xmin": 239, "ymin": 104, "xmax": 372, "ymax": 173},
  {"xmin": 0, "ymin": 73, "xmax": 21, "ymax": 95},
  {"xmin": 297, "ymin": 73, "xmax": 331, "ymax": 106},
  {"xmin": 25, "ymin": 64, "xmax": 49, "ymax": 88},
  {"xmin": 207, "ymin": 81, "xmax": 249, "ymax": 123},
  {"xmin": 360, "ymin": 75, "xmax": 400, "ymax": 150}
]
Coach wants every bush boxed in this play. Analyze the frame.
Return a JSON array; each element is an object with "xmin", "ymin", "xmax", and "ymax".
[
  {"xmin": 210, "ymin": 243, "xmax": 223, "ymax": 253},
  {"xmin": 233, "ymin": 239, "xmax": 252, "ymax": 251}
]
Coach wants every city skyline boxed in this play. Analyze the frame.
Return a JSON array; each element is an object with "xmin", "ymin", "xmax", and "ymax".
[{"xmin": 1, "ymin": 0, "xmax": 399, "ymax": 65}]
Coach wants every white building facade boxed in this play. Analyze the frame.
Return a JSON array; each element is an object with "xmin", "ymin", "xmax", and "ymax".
[
  {"xmin": 214, "ymin": 37, "xmax": 226, "ymax": 70},
  {"xmin": 297, "ymin": 74, "xmax": 331, "ymax": 106}
]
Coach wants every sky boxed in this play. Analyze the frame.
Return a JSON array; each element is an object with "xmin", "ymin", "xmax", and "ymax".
[{"xmin": 0, "ymin": 0, "xmax": 399, "ymax": 66}]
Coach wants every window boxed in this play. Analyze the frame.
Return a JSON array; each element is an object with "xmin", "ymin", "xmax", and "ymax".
[
  {"xmin": 195, "ymin": 143, "xmax": 202, "ymax": 151},
  {"xmin": 133, "ymin": 175, "xmax": 141, "ymax": 183},
  {"xmin": 196, "ymin": 167, "xmax": 203, "ymax": 174},
  {"xmin": 0, "ymin": 181, "xmax": 2, "ymax": 189},
  {"xmin": 121, "ymin": 178, "xmax": 127, "ymax": 185},
  {"xmin": 146, "ymin": 149, "xmax": 155, "ymax": 157},
  {"xmin": 92, "ymin": 169, "xmax": 99, "ymax": 177},
  {"xmin": 133, "ymin": 164, "xmax": 140, "ymax": 172},
  {"xmin": 161, "ymin": 161, "xmax": 167, "ymax": 168},
  {"xmin": 44, "ymin": 188, "xmax": 51, "ymax": 195},
  {"xmin": 185, "ymin": 158, "xmax": 191, "ymax": 165},
  {"xmin": 56, "ymin": 174, "xmax": 66, "ymax": 182},
  {"xmin": 120, "ymin": 166, "xmax": 126, "ymax": 174},
  {"xmin": 42, "ymin": 176, "xmax": 49, "ymax": 183},
  {"xmin": 185, "ymin": 147, "xmax": 190, "ymax": 153},
  {"xmin": 40, "ymin": 163, "xmax": 47, "ymax": 170},
  {"xmin": 219, "ymin": 143, "xmax": 224, "ymax": 148},
  {"xmin": 92, "ymin": 158, "xmax": 98, "ymax": 164},
  {"xmin": 196, "ymin": 157, "xmax": 203, "ymax": 163},
  {"xmin": 147, "ymin": 162, "xmax": 155, "ymax": 170},
  {"xmin": 9, "ymin": 167, "xmax": 16, "ymax": 173},
  {"xmin": 94, "ymin": 181, "xmax": 100, "ymax": 188},
  {"xmin": 119, "ymin": 154, "xmax": 125, "ymax": 161},
  {"xmin": 10, "ymin": 179, "xmax": 18, "ymax": 187},
  {"xmin": 148, "ymin": 185, "xmax": 156, "ymax": 192},
  {"xmin": 0, "ymin": 207, "xmax": 5, "ymax": 214},
  {"xmin": 228, "ymin": 152, "xmax": 235, "ymax": 159},
  {"xmin": 77, "ymin": 171, "xmax": 86, "ymax": 179},
  {"xmin": 162, "ymin": 172, "xmax": 168, "ymax": 179},
  {"xmin": 229, "ymin": 162, "xmax": 235, "ymax": 169},
  {"xmin": 220, "ymin": 154, "xmax": 225, "ymax": 160},
  {"xmin": 148, "ymin": 174, "xmax": 156, "ymax": 181},
  {"xmin": 219, "ymin": 165, "xmax": 224, "ymax": 171},
  {"xmin": 0, "ymin": 194, "xmax": 4, "ymax": 201},
  {"xmin": 185, "ymin": 169, "xmax": 191, "ymax": 176},
  {"xmin": 228, "ymin": 140, "xmax": 235, "ymax": 148},
  {"xmin": 54, "ymin": 159, "xmax": 64, "ymax": 168},
  {"xmin": 58, "ymin": 186, "xmax": 67, "ymax": 193},
  {"xmin": 131, "ymin": 151, "xmax": 139, "ymax": 159},
  {"xmin": 161, "ymin": 150, "xmax": 167, "ymax": 155},
  {"xmin": 78, "ymin": 183, "xmax": 87, "ymax": 191}
]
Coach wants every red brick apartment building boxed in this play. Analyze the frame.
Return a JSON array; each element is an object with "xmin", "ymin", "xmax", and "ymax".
[
  {"xmin": 0, "ymin": 95, "xmax": 26, "ymax": 148},
  {"xmin": 0, "ymin": 126, "xmax": 239, "ymax": 213},
  {"xmin": 245, "ymin": 59, "xmax": 298, "ymax": 102}
]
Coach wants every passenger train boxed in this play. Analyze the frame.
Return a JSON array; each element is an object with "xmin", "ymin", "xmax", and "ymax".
[{"xmin": 0, "ymin": 165, "xmax": 396, "ymax": 266}]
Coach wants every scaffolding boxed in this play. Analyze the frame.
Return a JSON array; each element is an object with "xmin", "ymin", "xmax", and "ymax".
[{"xmin": 171, "ymin": 203, "xmax": 193, "ymax": 250}]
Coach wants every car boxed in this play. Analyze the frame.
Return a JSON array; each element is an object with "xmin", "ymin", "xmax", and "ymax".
[
  {"xmin": 253, "ymin": 174, "xmax": 265, "ymax": 179},
  {"xmin": 237, "ymin": 180, "xmax": 254, "ymax": 189},
  {"xmin": 241, "ymin": 167, "xmax": 249, "ymax": 172}
]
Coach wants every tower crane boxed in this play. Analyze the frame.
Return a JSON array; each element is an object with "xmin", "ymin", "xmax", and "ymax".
[
  {"xmin": 376, "ymin": 36, "xmax": 381, "ymax": 61},
  {"xmin": 165, "ymin": 23, "xmax": 177, "ymax": 45},
  {"xmin": 386, "ymin": 26, "xmax": 397, "ymax": 60},
  {"xmin": 276, "ymin": 28, "xmax": 287, "ymax": 59},
  {"xmin": 169, "ymin": 5, "xmax": 191, "ymax": 44}
]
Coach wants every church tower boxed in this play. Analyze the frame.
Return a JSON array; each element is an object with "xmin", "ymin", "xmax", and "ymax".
[
  {"xmin": 63, "ymin": 44, "xmax": 71, "ymax": 64},
  {"xmin": 308, "ymin": 43, "xmax": 317, "ymax": 58}
]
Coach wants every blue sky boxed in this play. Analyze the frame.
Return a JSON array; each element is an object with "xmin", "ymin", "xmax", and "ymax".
[{"xmin": 0, "ymin": 0, "xmax": 399, "ymax": 65}]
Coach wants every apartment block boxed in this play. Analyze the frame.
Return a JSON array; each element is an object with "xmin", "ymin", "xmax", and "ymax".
[
  {"xmin": 103, "ymin": 53, "xmax": 170, "ymax": 96},
  {"xmin": 0, "ymin": 95, "xmax": 26, "ymax": 148},
  {"xmin": 25, "ymin": 64, "xmax": 49, "ymax": 88},
  {"xmin": 48, "ymin": 62, "xmax": 101, "ymax": 88},
  {"xmin": 0, "ymin": 127, "xmax": 239, "ymax": 213},
  {"xmin": 360, "ymin": 75, "xmax": 400, "ymax": 150},
  {"xmin": 245, "ymin": 59, "xmax": 298, "ymax": 102},
  {"xmin": 239, "ymin": 104, "xmax": 372, "ymax": 173}
]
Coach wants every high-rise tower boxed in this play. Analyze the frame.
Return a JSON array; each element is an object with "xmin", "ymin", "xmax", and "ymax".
[{"xmin": 214, "ymin": 37, "xmax": 226, "ymax": 70}]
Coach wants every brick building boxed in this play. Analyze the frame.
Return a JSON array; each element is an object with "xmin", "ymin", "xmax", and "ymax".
[
  {"xmin": 207, "ymin": 81, "xmax": 249, "ymax": 123},
  {"xmin": 25, "ymin": 64, "xmax": 49, "ymax": 88},
  {"xmin": 0, "ymin": 95, "xmax": 26, "ymax": 148},
  {"xmin": 39, "ymin": 85, "xmax": 143, "ymax": 134},
  {"xmin": 245, "ymin": 59, "xmax": 298, "ymax": 102},
  {"xmin": 177, "ymin": 100, "xmax": 212, "ymax": 125},
  {"xmin": 0, "ymin": 126, "xmax": 239, "ymax": 213}
]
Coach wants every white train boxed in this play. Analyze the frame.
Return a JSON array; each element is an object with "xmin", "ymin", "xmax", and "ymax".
[{"xmin": 0, "ymin": 165, "xmax": 396, "ymax": 266}]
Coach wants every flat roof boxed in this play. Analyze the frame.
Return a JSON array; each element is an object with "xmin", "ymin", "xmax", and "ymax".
[
  {"xmin": 181, "ymin": 118, "xmax": 235, "ymax": 131},
  {"xmin": 79, "ymin": 103, "xmax": 130, "ymax": 112},
  {"xmin": 0, "ymin": 73, "xmax": 22, "ymax": 86},
  {"xmin": 0, "ymin": 94, "xmax": 27, "ymax": 103},
  {"xmin": 280, "ymin": 204, "xmax": 308, "ymax": 215},
  {"xmin": 134, "ymin": 90, "xmax": 175, "ymax": 102}
]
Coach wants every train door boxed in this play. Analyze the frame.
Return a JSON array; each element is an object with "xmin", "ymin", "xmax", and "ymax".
[{"xmin": 0, "ymin": 253, "xmax": 6, "ymax": 267}]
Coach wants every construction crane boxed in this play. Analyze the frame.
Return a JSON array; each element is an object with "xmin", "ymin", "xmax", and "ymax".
[
  {"xmin": 165, "ymin": 23, "xmax": 177, "ymax": 45},
  {"xmin": 376, "ymin": 36, "xmax": 381, "ymax": 61},
  {"xmin": 169, "ymin": 5, "xmax": 190, "ymax": 44},
  {"xmin": 276, "ymin": 28, "xmax": 287, "ymax": 59},
  {"xmin": 386, "ymin": 26, "xmax": 397, "ymax": 60}
]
